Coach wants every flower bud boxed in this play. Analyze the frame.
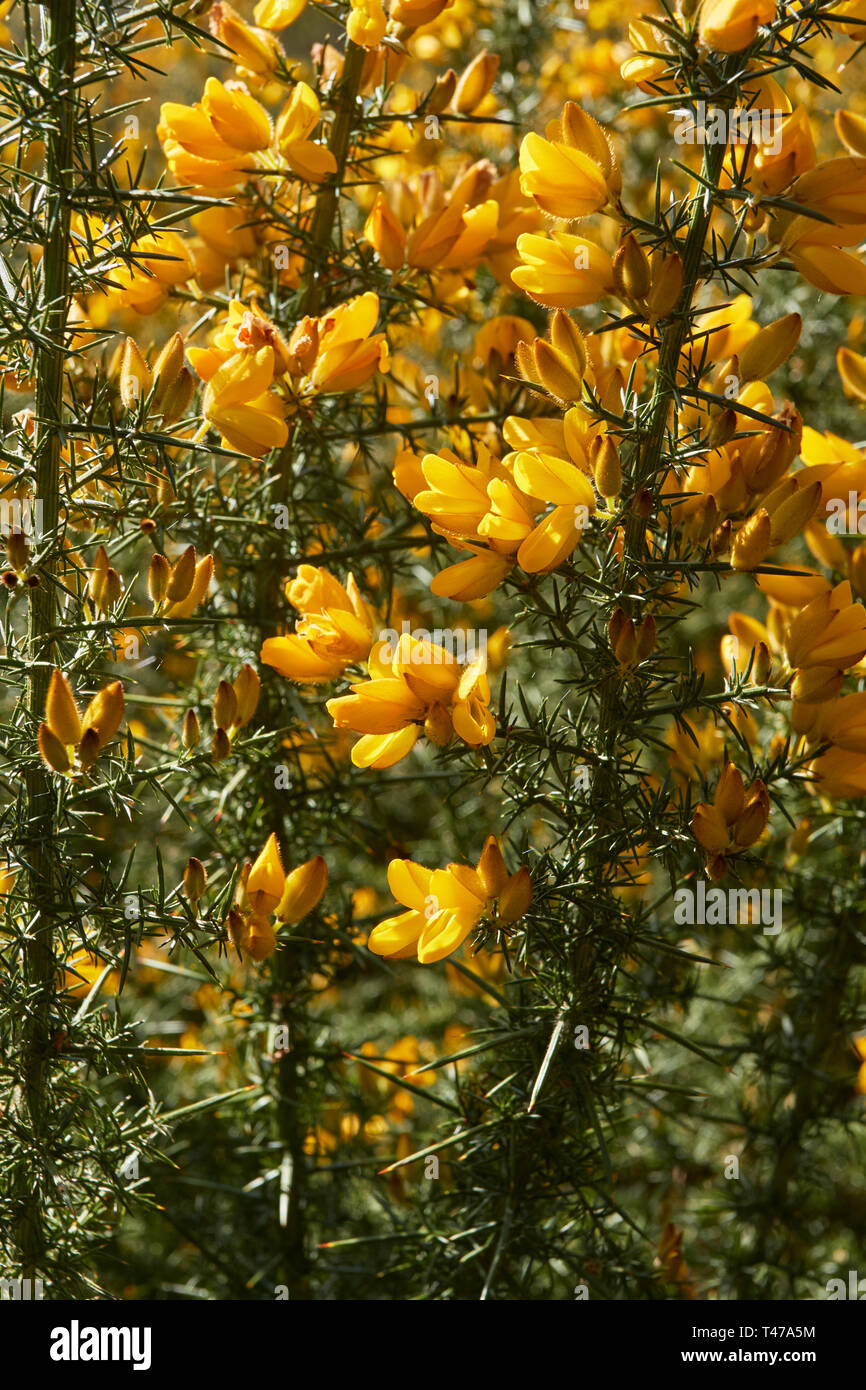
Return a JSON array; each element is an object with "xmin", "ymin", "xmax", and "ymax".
[
  {"xmin": 634, "ymin": 612, "xmax": 657, "ymax": 663},
  {"xmin": 275, "ymin": 854, "xmax": 327, "ymax": 923},
  {"xmin": 183, "ymin": 856, "xmax": 208, "ymax": 905},
  {"xmin": 209, "ymin": 2, "xmax": 280, "ymax": 74},
  {"xmin": 213, "ymin": 679, "xmax": 239, "ymax": 732},
  {"xmin": 233, "ymin": 664, "xmax": 261, "ymax": 727},
  {"xmin": 646, "ymin": 251, "xmax": 683, "ymax": 320},
  {"xmin": 166, "ymin": 545, "xmax": 197, "ymax": 603},
  {"xmin": 6, "ymin": 530, "xmax": 28, "ymax": 573},
  {"xmin": 751, "ymin": 641, "xmax": 772, "ymax": 685},
  {"xmin": 45, "ymin": 670, "xmax": 82, "ymax": 747},
  {"xmin": 730, "ymin": 509, "xmax": 771, "ymax": 570},
  {"xmin": 363, "ymin": 193, "xmax": 407, "ymax": 272},
  {"xmin": 610, "ymin": 608, "xmax": 636, "ymax": 665},
  {"xmin": 612, "ymin": 233, "xmax": 651, "ymax": 305},
  {"xmin": 593, "ymin": 436, "xmax": 622, "ymax": 499},
  {"xmin": 119, "ymin": 337, "xmax": 152, "ymax": 411},
  {"xmin": 453, "ymin": 50, "xmax": 499, "ymax": 114},
  {"xmin": 38, "ymin": 723, "xmax": 71, "ymax": 774},
  {"xmin": 147, "ymin": 553, "xmax": 171, "ymax": 607},
  {"xmin": 533, "ymin": 340, "xmax": 584, "ymax": 403},
  {"xmin": 151, "ymin": 333, "xmax": 186, "ymax": 395},
  {"xmin": 738, "ymin": 313, "xmax": 801, "ymax": 383},
  {"xmin": 427, "ymin": 69, "xmax": 456, "ymax": 114},
  {"xmin": 81, "ymin": 681, "xmax": 124, "ymax": 750},
  {"xmin": 498, "ymin": 865, "xmax": 533, "ymax": 923},
  {"xmin": 548, "ymin": 310, "xmax": 588, "ymax": 377},
  {"xmin": 182, "ymin": 708, "xmax": 201, "ymax": 750},
  {"xmin": 477, "ymin": 835, "xmax": 508, "ymax": 898},
  {"xmin": 158, "ymin": 367, "xmax": 195, "ymax": 425}
]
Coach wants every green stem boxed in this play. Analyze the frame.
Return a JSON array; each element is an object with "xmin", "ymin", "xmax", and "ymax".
[
  {"xmin": 255, "ymin": 35, "xmax": 367, "ymax": 1297},
  {"xmin": 19, "ymin": 0, "xmax": 77, "ymax": 1281}
]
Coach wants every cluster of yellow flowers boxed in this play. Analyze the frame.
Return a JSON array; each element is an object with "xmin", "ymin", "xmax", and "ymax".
[{"xmin": 28, "ymin": 0, "xmax": 866, "ymax": 984}]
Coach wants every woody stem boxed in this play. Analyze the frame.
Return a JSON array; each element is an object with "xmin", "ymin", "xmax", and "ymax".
[
  {"xmin": 301, "ymin": 37, "xmax": 366, "ymax": 318},
  {"xmin": 19, "ymin": 0, "xmax": 76, "ymax": 1281}
]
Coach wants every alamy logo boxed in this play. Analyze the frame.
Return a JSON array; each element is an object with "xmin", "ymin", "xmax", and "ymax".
[
  {"xmin": 0, "ymin": 1276, "xmax": 44, "ymax": 1299},
  {"xmin": 0, "ymin": 497, "xmax": 43, "ymax": 539},
  {"xmin": 826, "ymin": 491, "xmax": 866, "ymax": 535},
  {"xmin": 826, "ymin": 1270, "xmax": 866, "ymax": 1299},
  {"xmin": 49, "ymin": 1320, "xmax": 152, "ymax": 1372},
  {"xmin": 673, "ymin": 101, "xmax": 784, "ymax": 156},
  {"xmin": 674, "ymin": 882, "xmax": 782, "ymax": 934},
  {"xmin": 378, "ymin": 620, "xmax": 488, "ymax": 671}
]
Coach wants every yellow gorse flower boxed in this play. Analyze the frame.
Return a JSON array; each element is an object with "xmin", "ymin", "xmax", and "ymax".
[
  {"xmin": 692, "ymin": 764, "xmax": 771, "ymax": 880},
  {"xmin": 39, "ymin": 671, "xmax": 125, "ymax": 776},
  {"xmin": 518, "ymin": 101, "xmax": 620, "ymax": 222},
  {"xmin": 261, "ymin": 567, "xmax": 375, "ymax": 682},
  {"xmin": 367, "ymin": 836, "xmax": 532, "ymax": 964},
  {"xmin": 326, "ymin": 630, "xmax": 495, "ymax": 769},
  {"xmin": 229, "ymin": 832, "xmax": 328, "ymax": 961}
]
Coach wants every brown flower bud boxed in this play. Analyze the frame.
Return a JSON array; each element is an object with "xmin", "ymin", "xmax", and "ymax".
[
  {"xmin": 213, "ymin": 679, "xmax": 239, "ymax": 732},
  {"xmin": 183, "ymin": 856, "xmax": 208, "ymax": 904},
  {"xmin": 182, "ymin": 708, "xmax": 201, "ymax": 750}
]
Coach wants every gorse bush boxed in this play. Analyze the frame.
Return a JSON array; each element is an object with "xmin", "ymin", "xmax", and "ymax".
[{"xmin": 1, "ymin": 0, "xmax": 866, "ymax": 1303}]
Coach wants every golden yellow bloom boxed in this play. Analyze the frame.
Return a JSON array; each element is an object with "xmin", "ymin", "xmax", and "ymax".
[
  {"xmin": 519, "ymin": 108, "xmax": 615, "ymax": 221},
  {"xmin": 835, "ymin": 108, "xmax": 866, "ymax": 157},
  {"xmin": 39, "ymin": 671, "xmax": 124, "ymax": 775},
  {"xmin": 364, "ymin": 193, "xmax": 407, "ymax": 271},
  {"xmin": 784, "ymin": 580, "xmax": 866, "ymax": 671},
  {"xmin": 789, "ymin": 156, "xmax": 866, "ymax": 226},
  {"xmin": 200, "ymin": 342, "xmax": 289, "ymax": 457},
  {"xmin": 390, "ymin": 0, "xmax": 451, "ymax": 25},
  {"xmin": 208, "ymin": 2, "xmax": 281, "ymax": 74},
  {"xmin": 453, "ymin": 50, "xmax": 499, "ymax": 115},
  {"xmin": 327, "ymin": 633, "xmax": 495, "ymax": 769},
  {"xmin": 367, "ymin": 836, "xmax": 532, "ymax": 964},
  {"xmin": 429, "ymin": 547, "xmax": 514, "ymax": 601},
  {"xmin": 692, "ymin": 765, "xmax": 770, "ymax": 877},
  {"xmin": 749, "ymin": 108, "xmax": 815, "ymax": 196},
  {"xmin": 837, "ymin": 346, "xmax": 866, "ymax": 402},
  {"xmin": 806, "ymin": 745, "xmax": 866, "ymax": 799},
  {"xmin": 621, "ymin": 20, "xmax": 677, "ymax": 91},
  {"xmin": 276, "ymin": 855, "xmax": 328, "ymax": 923},
  {"xmin": 261, "ymin": 567, "xmax": 374, "ymax": 682},
  {"xmin": 232, "ymin": 834, "xmax": 328, "ymax": 961},
  {"xmin": 347, "ymin": 0, "xmax": 387, "ymax": 47},
  {"xmin": 698, "ymin": 0, "xmax": 776, "ymax": 54},
  {"xmin": 275, "ymin": 82, "xmax": 338, "ymax": 181},
  {"xmin": 738, "ymin": 313, "xmax": 802, "ymax": 383},
  {"xmin": 254, "ymin": 0, "xmax": 307, "ymax": 26},
  {"xmin": 512, "ymin": 231, "xmax": 614, "ymax": 309},
  {"xmin": 296, "ymin": 293, "xmax": 389, "ymax": 396}
]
